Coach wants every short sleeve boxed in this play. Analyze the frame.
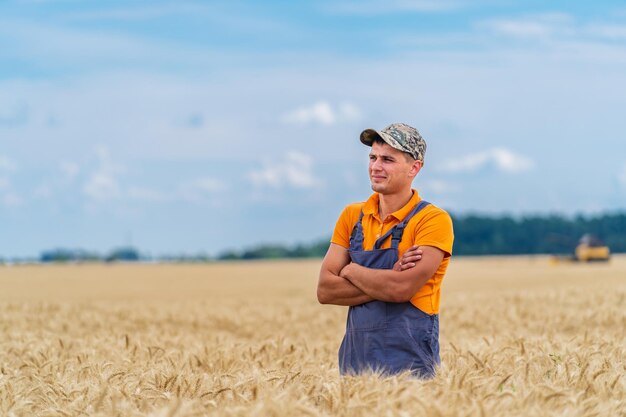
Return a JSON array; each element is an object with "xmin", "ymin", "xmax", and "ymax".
[
  {"xmin": 413, "ymin": 207, "xmax": 454, "ymax": 257},
  {"xmin": 330, "ymin": 204, "xmax": 362, "ymax": 249}
]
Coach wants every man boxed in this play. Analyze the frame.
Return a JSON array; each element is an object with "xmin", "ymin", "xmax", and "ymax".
[{"xmin": 317, "ymin": 122, "xmax": 454, "ymax": 378}]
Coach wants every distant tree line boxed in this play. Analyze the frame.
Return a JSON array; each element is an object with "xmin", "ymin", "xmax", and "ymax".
[
  {"xmin": 39, "ymin": 247, "xmax": 142, "ymax": 263},
  {"xmin": 451, "ymin": 212, "xmax": 626, "ymax": 255},
  {"xmin": 216, "ymin": 211, "xmax": 626, "ymax": 259},
  {"xmin": 217, "ymin": 241, "xmax": 331, "ymax": 261},
  {"xmin": 1, "ymin": 212, "xmax": 623, "ymax": 264}
]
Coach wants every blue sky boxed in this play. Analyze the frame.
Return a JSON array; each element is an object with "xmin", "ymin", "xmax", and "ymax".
[{"xmin": 2, "ymin": 0, "xmax": 626, "ymax": 258}]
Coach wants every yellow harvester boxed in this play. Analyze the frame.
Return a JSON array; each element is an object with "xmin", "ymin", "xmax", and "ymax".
[{"xmin": 574, "ymin": 234, "xmax": 610, "ymax": 262}]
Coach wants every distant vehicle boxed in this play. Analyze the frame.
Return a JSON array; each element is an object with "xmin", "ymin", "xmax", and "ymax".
[{"xmin": 574, "ymin": 234, "xmax": 610, "ymax": 262}]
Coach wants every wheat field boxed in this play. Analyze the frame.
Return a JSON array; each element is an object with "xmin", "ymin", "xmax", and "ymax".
[{"xmin": 1, "ymin": 256, "xmax": 625, "ymax": 416}]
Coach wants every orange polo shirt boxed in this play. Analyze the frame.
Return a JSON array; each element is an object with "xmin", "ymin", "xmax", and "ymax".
[{"xmin": 331, "ymin": 189, "xmax": 454, "ymax": 315}]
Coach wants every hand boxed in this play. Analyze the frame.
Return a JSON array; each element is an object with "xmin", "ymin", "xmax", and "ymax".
[
  {"xmin": 339, "ymin": 262, "xmax": 355, "ymax": 279},
  {"xmin": 393, "ymin": 245, "xmax": 423, "ymax": 271}
]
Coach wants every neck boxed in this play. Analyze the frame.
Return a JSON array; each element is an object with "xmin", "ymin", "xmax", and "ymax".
[{"xmin": 378, "ymin": 188, "xmax": 414, "ymax": 219}]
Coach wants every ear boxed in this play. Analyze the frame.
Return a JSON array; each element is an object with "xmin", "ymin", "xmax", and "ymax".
[{"xmin": 408, "ymin": 160, "xmax": 423, "ymax": 178}]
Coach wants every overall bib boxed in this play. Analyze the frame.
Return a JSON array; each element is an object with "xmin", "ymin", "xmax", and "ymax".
[{"xmin": 338, "ymin": 200, "xmax": 440, "ymax": 378}]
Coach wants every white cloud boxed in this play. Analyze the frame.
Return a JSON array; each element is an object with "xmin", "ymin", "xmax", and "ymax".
[
  {"xmin": 479, "ymin": 13, "xmax": 626, "ymax": 44},
  {"xmin": 338, "ymin": 102, "xmax": 362, "ymax": 121},
  {"xmin": 439, "ymin": 148, "xmax": 534, "ymax": 174},
  {"xmin": 33, "ymin": 184, "xmax": 53, "ymax": 199},
  {"xmin": 57, "ymin": 3, "xmax": 288, "ymax": 35},
  {"xmin": 324, "ymin": 0, "xmax": 464, "ymax": 15},
  {"xmin": 587, "ymin": 23, "xmax": 626, "ymax": 40},
  {"xmin": 187, "ymin": 178, "xmax": 226, "ymax": 193},
  {"xmin": 179, "ymin": 177, "xmax": 227, "ymax": 203},
  {"xmin": 2, "ymin": 192, "xmax": 23, "ymax": 207},
  {"xmin": 479, "ymin": 13, "xmax": 574, "ymax": 39},
  {"xmin": 281, "ymin": 101, "xmax": 362, "ymax": 126},
  {"xmin": 28, "ymin": 162, "xmax": 79, "ymax": 201},
  {"xmin": 83, "ymin": 146, "xmax": 124, "ymax": 202},
  {"xmin": 248, "ymin": 151, "xmax": 321, "ymax": 189},
  {"xmin": 0, "ymin": 177, "xmax": 8, "ymax": 190},
  {"xmin": 419, "ymin": 179, "xmax": 459, "ymax": 194},
  {"xmin": 94, "ymin": 146, "xmax": 124, "ymax": 175},
  {"xmin": 83, "ymin": 172, "xmax": 120, "ymax": 201},
  {"xmin": 59, "ymin": 161, "xmax": 80, "ymax": 181},
  {"xmin": 282, "ymin": 101, "xmax": 335, "ymax": 125}
]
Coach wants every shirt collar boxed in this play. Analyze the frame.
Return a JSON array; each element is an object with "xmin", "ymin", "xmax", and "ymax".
[{"xmin": 362, "ymin": 189, "xmax": 421, "ymax": 221}]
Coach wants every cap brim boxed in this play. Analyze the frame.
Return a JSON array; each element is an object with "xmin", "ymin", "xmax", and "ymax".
[{"xmin": 360, "ymin": 129, "xmax": 381, "ymax": 146}]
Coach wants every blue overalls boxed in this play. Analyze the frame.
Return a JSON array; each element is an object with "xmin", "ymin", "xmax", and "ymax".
[{"xmin": 338, "ymin": 200, "xmax": 440, "ymax": 378}]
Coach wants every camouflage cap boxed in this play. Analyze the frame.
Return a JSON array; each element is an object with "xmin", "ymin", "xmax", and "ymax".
[{"xmin": 360, "ymin": 122, "xmax": 426, "ymax": 162}]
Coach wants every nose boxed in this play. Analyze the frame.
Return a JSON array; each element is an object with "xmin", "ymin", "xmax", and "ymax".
[{"xmin": 370, "ymin": 158, "xmax": 382, "ymax": 171}]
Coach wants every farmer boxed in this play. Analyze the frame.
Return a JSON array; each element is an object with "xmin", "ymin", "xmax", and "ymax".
[{"xmin": 317, "ymin": 123, "xmax": 454, "ymax": 378}]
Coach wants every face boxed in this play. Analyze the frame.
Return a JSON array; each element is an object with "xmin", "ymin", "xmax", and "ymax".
[{"xmin": 368, "ymin": 141, "xmax": 421, "ymax": 195}]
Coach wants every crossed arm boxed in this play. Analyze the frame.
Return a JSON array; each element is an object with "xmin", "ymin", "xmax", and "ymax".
[{"xmin": 316, "ymin": 243, "xmax": 444, "ymax": 306}]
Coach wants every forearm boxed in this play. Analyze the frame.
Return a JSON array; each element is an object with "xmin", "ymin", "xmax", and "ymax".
[
  {"xmin": 317, "ymin": 271, "xmax": 375, "ymax": 306},
  {"xmin": 341, "ymin": 263, "xmax": 430, "ymax": 303},
  {"xmin": 341, "ymin": 246, "xmax": 444, "ymax": 303}
]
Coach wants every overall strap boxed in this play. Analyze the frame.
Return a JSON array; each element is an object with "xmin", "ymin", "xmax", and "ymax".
[
  {"xmin": 349, "ymin": 210, "xmax": 365, "ymax": 251},
  {"xmin": 373, "ymin": 200, "xmax": 431, "ymax": 250}
]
